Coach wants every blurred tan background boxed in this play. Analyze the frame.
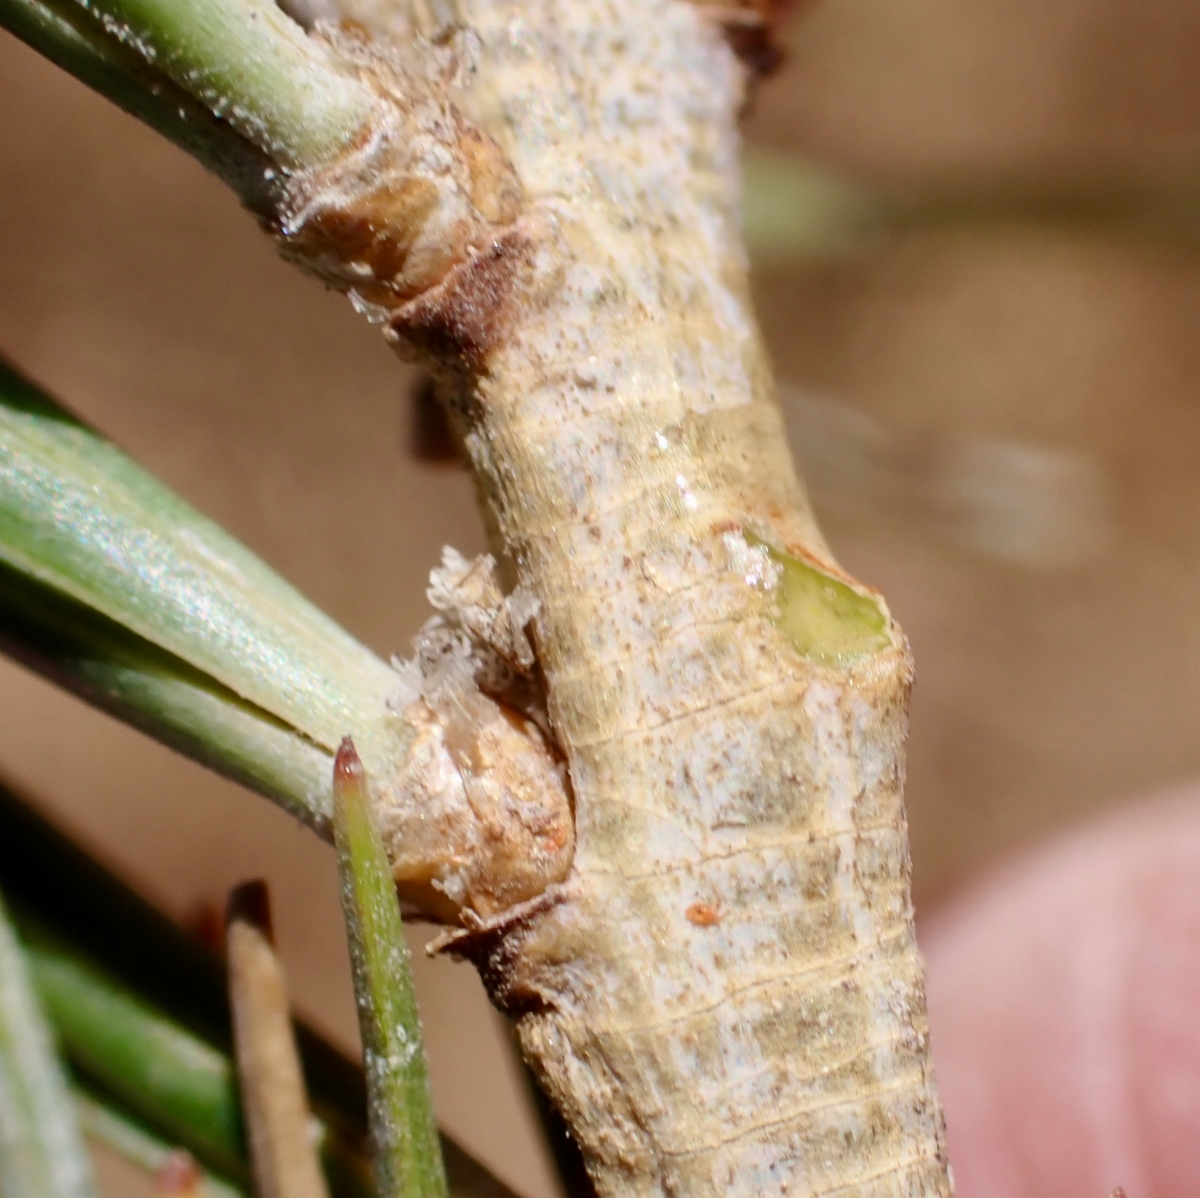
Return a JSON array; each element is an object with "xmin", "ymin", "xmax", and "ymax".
[{"xmin": 4, "ymin": 0, "xmax": 1200, "ymax": 1193}]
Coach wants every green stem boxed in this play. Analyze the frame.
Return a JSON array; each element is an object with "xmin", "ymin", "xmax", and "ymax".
[
  {"xmin": 74, "ymin": 1088, "xmax": 242, "ymax": 1198},
  {"xmin": 58, "ymin": 0, "xmax": 372, "ymax": 168},
  {"xmin": 0, "ymin": 562, "xmax": 334, "ymax": 830},
  {"xmin": 25, "ymin": 931, "xmax": 249, "ymax": 1183},
  {"xmin": 0, "ymin": 888, "xmax": 99, "ymax": 1198},
  {"xmin": 333, "ymin": 740, "xmax": 446, "ymax": 1198},
  {"xmin": 21, "ymin": 923, "xmax": 378, "ymax": 1198},
  {"xmin": 1, "ymin": 0, "xmax": 374, "ymax": 195},
  {"xmin": 0, "ymin": 788, "xmax": 517, "ymax": 1198},
  {"xmin": 0, "ymin": 0, "xmax": 278, "ymax": 212},
  {"xmin": 0, "ymin": 358, "xmax": 407, "ymax": 825},
  {"xmin": 740, "ymin": 147, "xmax": 1200, "ymax": 263}
]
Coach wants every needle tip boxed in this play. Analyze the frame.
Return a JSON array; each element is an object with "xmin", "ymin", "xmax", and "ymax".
[{"xmin": 334, "ymin": 736, "xmax": 365, "ymax": 790}]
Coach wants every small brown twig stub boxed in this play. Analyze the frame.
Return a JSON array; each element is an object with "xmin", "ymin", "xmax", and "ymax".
[{"xmin": 226, "ymin": 881, "xmax": 330, "ymax": 1198}]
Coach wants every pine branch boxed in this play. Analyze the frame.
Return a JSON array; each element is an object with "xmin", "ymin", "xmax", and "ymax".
[{"xmin": 0, "ymin": 0, "xmax": 959, "ymax": 1190}]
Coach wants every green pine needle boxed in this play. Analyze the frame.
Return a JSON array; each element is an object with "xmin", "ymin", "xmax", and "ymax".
[
  {"xmin": 333, "ymin": 739, "xmax": 447, "ymax": 1198},
  {"xmin": 0, "ymin": 358, "xmax": 409, "ymax": 830},
  {"xmin": 0, "ymin": 889, "xmax": 99, "ymax": 1198},
  {"xmin": 0, "ymin": 0, "xmax": 374, "ymax": 205}
]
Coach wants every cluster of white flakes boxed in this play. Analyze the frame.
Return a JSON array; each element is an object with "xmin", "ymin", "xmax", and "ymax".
[
  {"xmin": 722, "ymin": 529, "xmax": 781, "ymax": 592},
  {"xmin": 389, "ymin": 545, "xmax": 541, "ymax": 713},
  {"xmin": 374, "ymin": 546, "xmax": 571, "ymax": 920},
  {"xmin": 430, "ymin": 866, "xmax": 468, "ymax": 906}
]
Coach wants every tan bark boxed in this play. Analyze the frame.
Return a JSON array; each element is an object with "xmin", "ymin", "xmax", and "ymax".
[{"xmin": 274, "ymin": 1, "xmax": 954, "ymax": 1193}]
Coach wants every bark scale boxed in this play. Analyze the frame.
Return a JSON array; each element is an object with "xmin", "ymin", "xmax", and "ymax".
[{"xmin": 280, "ymin": 0, "xmax": 954, "ymax": 1193}]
